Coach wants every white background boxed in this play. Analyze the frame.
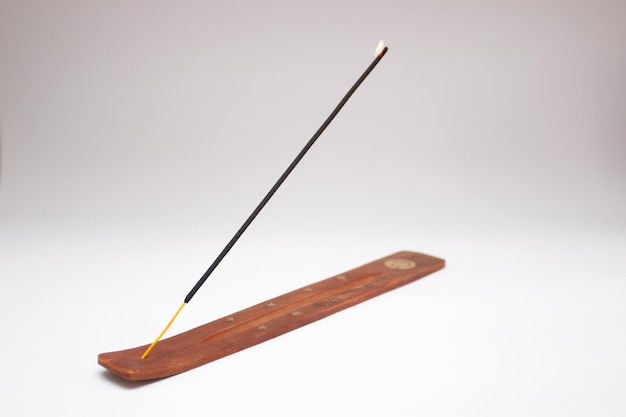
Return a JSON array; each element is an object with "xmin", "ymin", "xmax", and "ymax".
[{"xmin": 1, "ymin": 1, "xmax": 625, "ymax": 416}]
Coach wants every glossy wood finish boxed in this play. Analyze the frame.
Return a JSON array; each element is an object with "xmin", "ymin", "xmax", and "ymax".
[{"xmin": 98, "ymin": 251, "xmax": 444, "ymax": 381}]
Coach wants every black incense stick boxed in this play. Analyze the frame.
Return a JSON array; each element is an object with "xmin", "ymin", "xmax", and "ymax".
[
  {"xmin": 185, "ymin": 45, "xmax": 388, "ymax": 303},
  {"xmin": 142, "ymin": 43, "xmax": 388, "ymax": 359}
]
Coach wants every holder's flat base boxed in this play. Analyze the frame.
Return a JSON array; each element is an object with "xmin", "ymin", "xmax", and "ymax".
[{"xmin": 98, "ymin": 251, "xmax": 444, "ymax": 381}]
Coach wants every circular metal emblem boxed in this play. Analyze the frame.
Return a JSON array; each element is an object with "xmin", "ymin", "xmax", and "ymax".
[{"xmin": 384, "ymin": 259, "xmax": 417, "ymax": 270}]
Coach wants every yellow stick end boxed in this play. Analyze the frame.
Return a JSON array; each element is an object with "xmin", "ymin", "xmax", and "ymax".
[{"xmin": 141, "ymin": 301, "xmax": 187, "ymax": 359}]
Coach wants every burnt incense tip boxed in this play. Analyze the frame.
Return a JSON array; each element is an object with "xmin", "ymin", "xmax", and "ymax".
[{"xmin": 375, "ymin": 40, "xmax": 386, "ymax": 57}]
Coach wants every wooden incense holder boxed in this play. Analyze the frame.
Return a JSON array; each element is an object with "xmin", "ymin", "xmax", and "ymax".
[{"xmin": 98, "ymin": 251, "xmax": 444, "ymax": 381}]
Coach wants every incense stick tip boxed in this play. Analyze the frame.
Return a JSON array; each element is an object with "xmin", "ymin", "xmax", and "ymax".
[{"xmin": 375, "ymin": 40, "xmax": 386, "ymax": 56}]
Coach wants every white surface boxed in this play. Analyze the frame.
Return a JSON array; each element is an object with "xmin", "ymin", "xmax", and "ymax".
[{"xmin": 1, "ymin": 1, "xmax": 625, "ymax": 416}]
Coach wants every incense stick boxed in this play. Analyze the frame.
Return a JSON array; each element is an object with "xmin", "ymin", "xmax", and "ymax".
[{"xmin": 141, "ymin": 42, "xmax": 388, "ymax": 359}]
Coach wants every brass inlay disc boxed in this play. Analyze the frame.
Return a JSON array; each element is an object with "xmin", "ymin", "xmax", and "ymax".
[{"xmin": 384, "ymin": 259, "xmax": 417, "ymax": 270}]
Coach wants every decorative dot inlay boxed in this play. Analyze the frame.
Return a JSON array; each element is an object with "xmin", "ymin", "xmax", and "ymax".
[{"xmin": 384, "ymin": 259, "xmax": 417, "ymax": 270}]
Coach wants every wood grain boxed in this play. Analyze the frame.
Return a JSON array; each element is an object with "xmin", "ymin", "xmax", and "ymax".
[{"xmin": 98, "ymin": 251, "xmax": 444, "ymax": 381}]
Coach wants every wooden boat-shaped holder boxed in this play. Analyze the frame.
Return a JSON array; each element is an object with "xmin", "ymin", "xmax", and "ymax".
[{"xmin": 99, "ymin": 250, "xmax": 444, "ymax": 381}]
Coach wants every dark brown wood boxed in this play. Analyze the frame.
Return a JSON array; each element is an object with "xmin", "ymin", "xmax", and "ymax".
[{"xmin": 98, "ymin": 251, "xmax": 444, "ymax": 381}]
